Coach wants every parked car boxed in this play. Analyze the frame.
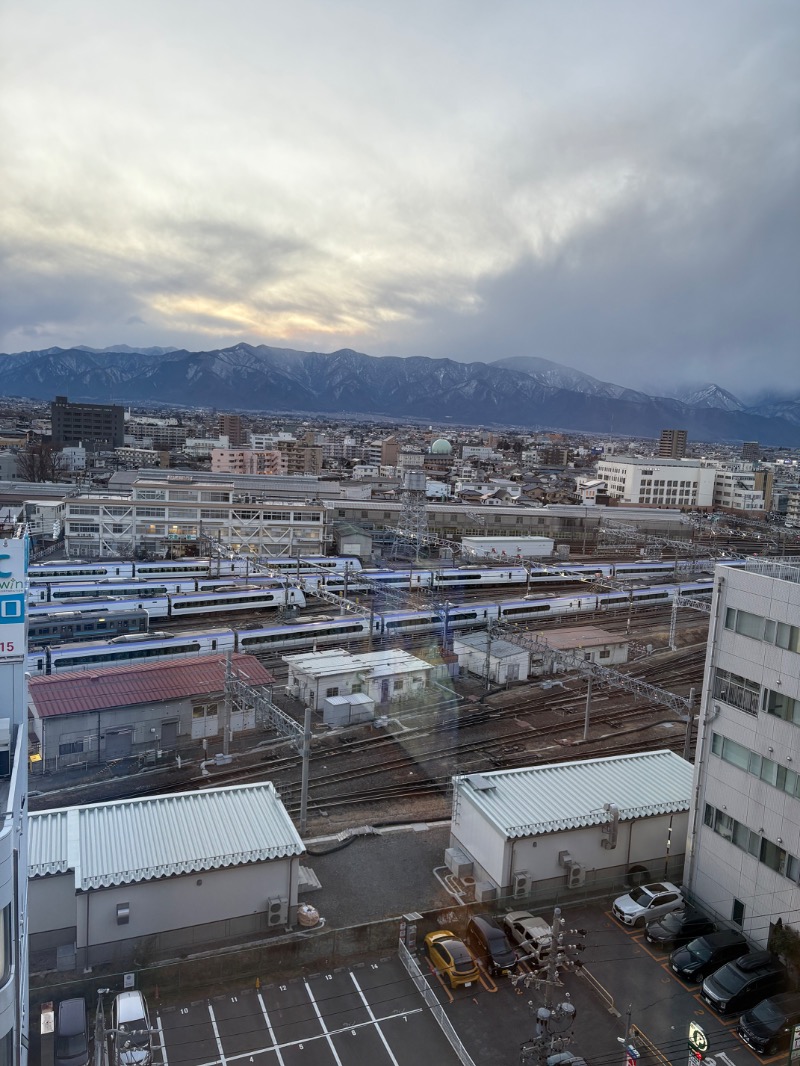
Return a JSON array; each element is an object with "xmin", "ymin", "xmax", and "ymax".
[
  {"xmin": 645, "ymin": 909, "xmax": 717, "ymax": 950},
  {"xmin": 503, "ymin": 910, "xmax": 552, "ymax": 961},
  {"xmin": 702, "ymin": 950, "xmax": 787, "ymax": 1015},
  {"xmin": 111, "ymin": 991, "xmax": 152, "ymax": 1066},
  {"xmin": 670, "ymin": 930, "xmax": 748, "ymax": 982},
  {"xmin": 424, "ymin": 930, "xmax": 480, "ymax": 989},
  {"xmin": 54, "ymin": 998, "xmax": 90, "ymax": 1066},
  {"xmin": 738, "ymin": 991, "xmax": 800, "ymax": 1056},
  {"xmin": 612, "ymin": 882, "xmax": 683, "ymax": 927},
  {"xmin": 464, "ymin": 914, "xmax": 517, "ymax": 976}
]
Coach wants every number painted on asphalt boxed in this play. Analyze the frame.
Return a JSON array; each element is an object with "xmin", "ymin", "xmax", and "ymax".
[
  {"xmin": 180, "ymin": 1008, "xmax": 188, "ymax": 1014},
  {"xmin": 279, "ymin": 984, "xmax": 287, "ymax": 991}
]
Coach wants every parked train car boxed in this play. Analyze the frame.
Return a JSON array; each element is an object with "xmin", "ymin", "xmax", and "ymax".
[
  {"xmin": 236, "ymin": 615, "xmax": 381, "ymax": 654},
  {"xmin": 28, "ymin": 554, "xmax": 363, "ymax": 585},
  {"xmin": 27, "ymin": 628, "xmax": 236, "ymax": 675},
  {"xmin": 168, "ymin": 586, "xmax": 305, "ymax": 618},
  {"xmin": 26, "ymin": 578, "xmax": 714, "ymax": 674},
  {"xmin": 28, "ymin": 608, "xmax": 149, "ymax": 647}
]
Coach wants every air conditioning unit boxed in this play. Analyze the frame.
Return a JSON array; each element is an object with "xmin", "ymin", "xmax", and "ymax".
[
  {"xmin": 267, "ymin": 896, "xmax": 289, "ymax": 926},
  {"xmin": 567, "ymin": 864, "xmax": 586, "ymax": 888},
  {"xmin": 558, "ymin": 850, "xmax": 574, "ymax": 869},
  {"xmin": 512, "ymin": 872, "xmax": 529, "ymax": 899}
]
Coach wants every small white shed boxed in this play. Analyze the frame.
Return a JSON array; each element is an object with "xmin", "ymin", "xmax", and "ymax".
[
  {"xmin": 453, "ymin": 632, "xmax": 529, "ymax": 684},
  {"xmin": 322, "ymin": 692, "xmax": 376, "ymax": 726}
]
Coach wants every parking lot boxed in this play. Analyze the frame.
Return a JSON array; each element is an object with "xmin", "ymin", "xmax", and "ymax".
[
  {"xmin": 82, "ymin": 899, "xmax": 787, "ymax": 1066},
  {"xmin": 153, "ymin": 956, "xmax": 464, "ymax": 1065}
]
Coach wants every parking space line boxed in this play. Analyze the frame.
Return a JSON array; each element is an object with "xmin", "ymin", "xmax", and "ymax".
[
  {"xmin": 155, "ymin": 1016, "xmax": 169, "ymax": 1066},
  {"xmin": 208, "ymin": 1003, "xmax": 228, "ymax": 1066},
  {"xmin": 349, "ymin": 973, "xmax": 401, "ymax": 1065},
  {"xmin": 304, "ymin": 980, "xmax": 345, "ymax": 1066},
  {"xmin": 256, "ymin": 991, "xmax": 286, "ymax": 1066}
]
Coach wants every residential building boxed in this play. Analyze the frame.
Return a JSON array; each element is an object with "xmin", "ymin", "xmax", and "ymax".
[
  {"xmin": 683, "ymin": 559, "xmax": 800, "ymax": 947},
  {"xmin": 218, "ymin": 413, "xmax": 247, "ymax": 447},
  {"xmin": 659, "ymin": 428, "xmax": 688, "ymax": 459},
  {"xmin": 211, "ymin": 448, "xmax": 288, "ymax": 476},
  {"xmin": 741, "ymin": 441, "xmax": 760, "ymax": 461},
  {"xmin": 51, "ymin": 395, "xmax": 124, "ymax": 449}
]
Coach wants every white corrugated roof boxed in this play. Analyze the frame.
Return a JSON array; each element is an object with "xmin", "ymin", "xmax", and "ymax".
[
  {"xmin": 29, "ymin": 783, "xmax": 304, "ymax": 890},
  {"xmin": 455, "ymin": 751, "xmax": 693, "ymax": 839}
]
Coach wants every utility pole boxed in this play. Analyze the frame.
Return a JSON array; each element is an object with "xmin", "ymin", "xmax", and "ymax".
[{"xmin": 518, "ymin": 906, "xmax": 585, "ymax": 1064}]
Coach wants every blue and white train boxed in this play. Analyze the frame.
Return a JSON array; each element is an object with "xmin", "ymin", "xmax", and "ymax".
[
  {"xmin": 27, "ymin": 555, "xmax": 363, "ymax": 585},
  {"xmin": 26, "ymin": 578, "xmax": 714, "ymax": 675}
]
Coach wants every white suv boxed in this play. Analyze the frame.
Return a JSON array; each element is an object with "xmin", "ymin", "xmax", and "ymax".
[
  {"xmin": 111, "ymin": 991, "xmax": 152, "ymax": 1066},
  {"xmin": 612, "ymin": 882, "xmax": 683, "ymax": 927}
]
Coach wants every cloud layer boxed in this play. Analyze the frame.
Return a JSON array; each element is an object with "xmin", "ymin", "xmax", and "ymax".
[{"xmin": 2, "ymin": 0, "xmax": 797, "ymax": 399}]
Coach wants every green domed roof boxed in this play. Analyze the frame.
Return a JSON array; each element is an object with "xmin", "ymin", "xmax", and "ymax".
[{"xmin": 430, "ymin": 438, "xmax": 453, "ymax": 454}]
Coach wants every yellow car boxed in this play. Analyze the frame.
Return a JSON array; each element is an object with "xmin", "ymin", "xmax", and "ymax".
[{"xmin": 424, "ymin": 930, "xmax": 480, "ymax": 988}]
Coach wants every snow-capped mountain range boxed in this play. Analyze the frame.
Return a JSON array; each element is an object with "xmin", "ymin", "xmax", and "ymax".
[{"xmin": 0, "ymin": 343, "xmax": 797, "ymax": 444}]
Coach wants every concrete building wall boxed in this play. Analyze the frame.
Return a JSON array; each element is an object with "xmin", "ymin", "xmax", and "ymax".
[{"xmin": 684, "ymin": 563, "xmax": 800, "ymax": 947}]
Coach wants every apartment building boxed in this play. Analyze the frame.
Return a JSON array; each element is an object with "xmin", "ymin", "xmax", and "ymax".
[
  {"xmin": 684, "ymin": 559, "xmax": 800, "ymax": 946},
  {"xmin": 211, "ymin": 448, "xmax": 288, "ymax": 476},
  {"xmin": 712, "ymin": 466, "xmax": 766, "ymax": 514},
  {"xmin": 659, "ymin": 428, "xmax": 688, "ymax": 459}
]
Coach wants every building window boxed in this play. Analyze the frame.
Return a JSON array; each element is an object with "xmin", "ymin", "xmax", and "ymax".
[
  {"xmin": 325, "ymin": 687, "xmax": 339, "ymax": 698},
  {"xmin": 59, "ymin": 739, "xmax": 85, "ymax": 757},
  {"xmin": 732, "ymin": 899, "xmax": 745, "ymax": 927},
  {"xmin": 704, "ymin": 803, "xmax": 800, "ymax": 886},
  {"xmin": 393, "ymin": 679, "xmax": 403, "ymax": 691},
  {"xmin": 763, "ymin": 687, "xmax": 800, "ymax": 725},
  {"xmin": 0, "ymin": 904, "xmax": 11, "ymax": 985},
  {"xmin": 712, "ymin": 667, "xmax": 760, "ymax": 715}
]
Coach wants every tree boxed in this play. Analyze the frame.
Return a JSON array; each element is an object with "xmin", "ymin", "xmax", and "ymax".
[{"xmin": 16, "ymin": 442, "xmax": 67, "ymax": 482}]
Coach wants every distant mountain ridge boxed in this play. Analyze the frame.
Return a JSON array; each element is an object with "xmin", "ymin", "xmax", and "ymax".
[{"xmin": 0, "ymin": 343, "xmax": 798, "ymax": 444}]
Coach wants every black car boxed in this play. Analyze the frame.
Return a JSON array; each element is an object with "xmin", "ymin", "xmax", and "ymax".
[
  {"xmin": 464, "ymin": 913, "xmax": 517, "ymax": 976},
  {"xmin": 738, "ymin": 991, "xmax": 800, "ymax": 1056},
  {"xmin": 702, "ymin": 950, "xmax": 787, "ymax": 1015},
  {"xmin": 645, "ymin": 909, "xmax": 717, "ymax": 950},
  {"xmin": 670, "ymin": 929, "xmax": 748, "ymax": 982}
]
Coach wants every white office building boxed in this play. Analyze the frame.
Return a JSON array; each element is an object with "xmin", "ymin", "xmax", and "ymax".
[
  {"xmin": 595, "ymin": 457, "xmax": 716, "ymax": 508},
  {"xmin": 684, "ymin": 559, "xmax": 800, "ymax": 947}
]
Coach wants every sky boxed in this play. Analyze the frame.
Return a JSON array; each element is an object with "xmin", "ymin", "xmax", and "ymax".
[{"xmin": 2, "ymin": 1, "xmax": 798, "ymax": 400}]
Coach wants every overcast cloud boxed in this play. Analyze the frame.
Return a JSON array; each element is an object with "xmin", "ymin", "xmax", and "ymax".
[{"xmin": 1, "ymin": 0, "xmax": 797, "ymax": 400}]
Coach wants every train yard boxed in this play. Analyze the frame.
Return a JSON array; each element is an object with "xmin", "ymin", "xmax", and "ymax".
[{"xmin": 27, "ymin": 550, "xmax": 712, "ymax": 832}]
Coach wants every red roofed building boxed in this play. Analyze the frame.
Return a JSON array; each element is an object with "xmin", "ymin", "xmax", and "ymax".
[{"xmin": 29, "ymin": 653, "xmax": 275, "ymax": 772}]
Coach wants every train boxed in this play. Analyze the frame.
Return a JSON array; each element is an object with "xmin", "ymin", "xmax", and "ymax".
[
  {"xmin": 28, "ymin": 607, "xmax": 150, "ymax": 647},
  {"xmin": 299, "ymin": 558, "xmax": 743, "ymax": 593},
  {"xmin": 26, "ymin": 578, "xmax": 714, "ymax": 675},
  {"xmin": 27, "ymin": 576, "xmax": 285, "ymax": 605},
  {"xmin": 27, "ymin": 555, "xmax": 363, "ymax": 585},
  {"xmin": 28, "ymin": 585, "xmax": 306, "ymax": 622}
]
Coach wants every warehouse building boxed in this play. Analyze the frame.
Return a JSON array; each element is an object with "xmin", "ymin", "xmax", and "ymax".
[
  {"xmin": 28, "ymin": 783, "xmax": 306, "ymax": 971},
  {"xmin": 446, "ymin": 750, "xmax": 693, "ymax": 903}
]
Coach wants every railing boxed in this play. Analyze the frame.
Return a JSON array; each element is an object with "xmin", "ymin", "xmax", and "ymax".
[
  {"xmin": 397, "ymin": 939, "xmax": 477, "ymax": 1066},
  {"xmin": 745, "ymin": 557, "xmax": 800, "ymax": 585}
]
